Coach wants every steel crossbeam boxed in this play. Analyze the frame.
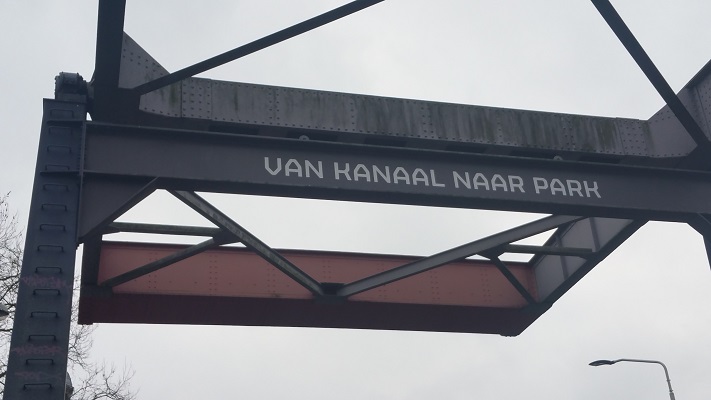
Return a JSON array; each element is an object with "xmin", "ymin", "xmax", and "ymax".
[{"xmin": 81, "ymin": 122, "xmax": 711, "ymax": 220}]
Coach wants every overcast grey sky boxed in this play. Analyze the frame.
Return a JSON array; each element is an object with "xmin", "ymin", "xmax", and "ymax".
[{"xmin": 2, "ymin": 1, "xmax": 711, "ymax": 399}]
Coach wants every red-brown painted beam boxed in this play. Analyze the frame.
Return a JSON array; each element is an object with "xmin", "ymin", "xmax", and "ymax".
[{"xmin": 79, "ymin": 241, "xmax": 545, "ymax": 335}]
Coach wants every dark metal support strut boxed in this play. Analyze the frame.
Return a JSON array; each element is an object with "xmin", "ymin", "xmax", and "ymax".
[
  {"xmin": 100, "ymin": 235, "xmax": 237, "ymax": 288},
  {"xmin": 336, "ymin": 215, "xmax": 582, "ymax": 297},
  {"xmin": 94, "ymin": 0, "xmax": 126, "ymax": 91},
  {"xmin": 133, "ymin": 0, "xmax": 385, "ymax": 95},
  {"xmin": 170, "ymin": 190, "xmax": 325, "ymax": 296},
  {"xmin": 487, "ymin": 257, "xmax": 537, "ymax": 305},
  {"xmin": 92, "ymin": 0, "xmax": 128, "ymax": 120},
  {"xmin": 591, "ymin": 0, "xmax": 711, "ymax": 150}
]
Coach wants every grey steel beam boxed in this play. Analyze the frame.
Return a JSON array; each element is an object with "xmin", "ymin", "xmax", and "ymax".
[
  {"xmin": 495, "ymin": 244, "xmax": 593, "ymax": 258},
  {"xmin": 107, "ymin": 222, "xmax": 224, "ymax": 237},
  {"xmin": 94, "ymin": 0, "xmax": 126, "ymax": 90},
  {"xmin": 100, "ymin": 236, "xmax": 235, "ymax": 288},
  {"xmin": 336, "ymin": 215, "xmax": 581, "ymax": 297},
  {"xmin": 117, "ymin": 31, "xmax": 711, "ymax": 164},
  {"xmin": 591, "ymin": 0, "xmax": 711, "ymax": 150},
  {"xmin": 170, "ymin": 190, "xmax": 325, "ymax": 296},
  {"xmin": 133, "ymin": 0, "xmax": 384, "ymax": 95},
  {"xmin": 83, "ymin": 123, "xmax": 711, "ymax": 220},
  {"xmin": 92, "ymin": 0, "xmax": 130, "ymax": 121},
  {"xmin": 133, "ymin": 74, "xmax": 671, "ymax": 162}
]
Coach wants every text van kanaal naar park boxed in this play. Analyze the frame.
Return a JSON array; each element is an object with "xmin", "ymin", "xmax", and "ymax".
[{"xmin": 264, "ymin": 157, "xmax": 602, "ymax": 199}]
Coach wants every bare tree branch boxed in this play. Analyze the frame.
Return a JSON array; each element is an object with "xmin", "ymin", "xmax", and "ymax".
[{"xmin": 71, "ymin": 362, "xmax": 137, "ymax": 400}]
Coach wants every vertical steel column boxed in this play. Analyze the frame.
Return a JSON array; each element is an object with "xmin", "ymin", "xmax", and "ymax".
[{"xmin": 3, "ymin": 99, "xmax": 85, "ymax": 399}]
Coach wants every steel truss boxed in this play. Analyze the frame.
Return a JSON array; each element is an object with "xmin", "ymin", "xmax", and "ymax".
[{"xmin": 5, "ymin": 0, "xmax": 711, "ymax": 399}]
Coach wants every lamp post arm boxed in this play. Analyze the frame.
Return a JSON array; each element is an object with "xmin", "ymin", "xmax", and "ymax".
[{"xmin": 614, "ymin": 359, "xmax": 676, "ymax": 400}]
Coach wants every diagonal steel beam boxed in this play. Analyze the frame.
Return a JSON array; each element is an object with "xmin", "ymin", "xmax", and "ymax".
[
  {"xmin": 101, "ymin": 235, "xmax": 235, "ymax": 288},
  {"xmin": 488, "ymin": 256, "xmax": 537, "ymax": 305},
  {"xmin": 688, "ymin": 213, "xmax": 711, "ymax": 235},
  {"xmin": 337, "ymin": 215, "xmax": 582, "ymax": 297},
  {"xmin": 687, "ymin": 213, "xmax": 711, "ymax": 267},
  {"xmin": 170, "ymin": 190, "xmax": 325, "ymax": 296},
  {"xmin": 134, "ymin": 0, "xmax": 384, "ymax": 95},
  {"xmin": 591, "ymin": 0, "xmax": 710, "ymax": 149}
]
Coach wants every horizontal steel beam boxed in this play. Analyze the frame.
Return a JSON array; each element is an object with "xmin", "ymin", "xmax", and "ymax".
[
  {"xmin": 116, "ymin": 32, "xmax": 710, "ymax": 164},
  {"xmin": 80, "ymin": 241, "xmax": 540, "ymax": 335},
  {"xmin": 84, "ymin": 123, "xmax": 711, "ymax": 220},
  {"xmin": 495, "ymin": 244, "xmax": 593, "ymax": 258},
  {"xmin": 107, "ymin": 222, "xmax": 224, "ymax": 237}
]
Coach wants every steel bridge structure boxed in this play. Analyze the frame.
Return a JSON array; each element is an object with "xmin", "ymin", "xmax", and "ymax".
[{"xmin": 4, "ymin": 1, "xmax": 711, "ymax": 398}]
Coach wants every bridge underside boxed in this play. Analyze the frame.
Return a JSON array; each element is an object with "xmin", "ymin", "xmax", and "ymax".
[
  {"xmin": 80, "ymin": 242, "xmax": 542, "ymax": 335},
  {"xmin": 72, "ymin": 4, "xmax": 711, "ymax": 334},
  {"xmin": 75, "ymin": 183, "xmax": 645, "ymax": 335}
]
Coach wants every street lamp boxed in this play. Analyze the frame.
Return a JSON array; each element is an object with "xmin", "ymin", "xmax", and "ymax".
[{"xmin": 589, "ymin": 358, "xmax": 676, "ymax": 400}]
